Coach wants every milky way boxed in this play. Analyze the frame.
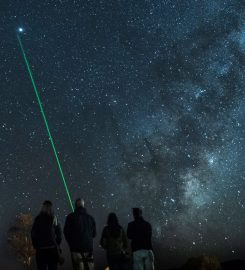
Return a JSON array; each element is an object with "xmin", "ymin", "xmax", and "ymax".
[{"xmin": 1, "ymin": 0, "xmax": 245, "ymax": 268}]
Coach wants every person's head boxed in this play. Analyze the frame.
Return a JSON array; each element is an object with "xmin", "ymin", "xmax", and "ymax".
[
  {"xmin": 107, "ymin": 212, "xmax": 119, "ymax": 227},
  {"xmin": 75, "ymin": 198, "xmax": 85, "ymax": 209},
  {"xmin": 132, "ymin": 208, "xmax": 142, "ymax": 220},
  {"xmin": 41, "ymin": 200, "xmax": 53, "ymax": 216}
]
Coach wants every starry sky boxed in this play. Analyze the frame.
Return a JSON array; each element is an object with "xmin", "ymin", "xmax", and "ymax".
[{"xmin": 1, "ymin": 0, "xmax": 245, "ymax": 269}]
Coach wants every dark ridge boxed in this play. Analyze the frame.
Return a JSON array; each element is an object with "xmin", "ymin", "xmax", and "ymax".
[{"xmin": 221, "ymin": 259, "xmax": 245, "ymax": 270}]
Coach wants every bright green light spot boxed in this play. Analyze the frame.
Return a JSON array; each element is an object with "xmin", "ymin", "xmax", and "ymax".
[{"xmin": 17, "ymin": 34, "xmax": 74, "ymax": 212}]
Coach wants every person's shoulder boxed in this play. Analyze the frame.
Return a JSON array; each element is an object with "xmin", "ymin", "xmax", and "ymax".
[
  {"xmin": 87, "ymin": 213, "xmax": 96, "ymax": 222},
  {"xmin": 67, "ymin": 211, "xmax": 74, "ymax": 217},
  {"xmin": 35, "ymin": 214, "xmax": 41, "ymax": 220},
  {"xmin": 35, "ymin": 213, "xmax": 45, "ymax": 221},
  {"xmin": 143, "ymin": 219, "xmax": 152, "ymax": 227},
  {"xmin": 128, "ymin": 220, "xmax": 135, "ymax": 227},
  {"xmin": 66, "ymin": 212, "xmax": 75, "ymax": 220},
  {"xmin": 102, "ymin": 225, "xmax": 109, "ymax": 233},
  {"xmin": 84, "ymin": 211, "xmax": 95, "ymax": 221},
  {"xmin": 85, "ymin": 211, "xmax": 94, "ymax": 218},
  {"xmin": 33, "ymin": 214, "xmax": 40, "ymax": 224},
  {"xmin": 35, "ymin": 213, "xmax": 53, "ymax": 223}
]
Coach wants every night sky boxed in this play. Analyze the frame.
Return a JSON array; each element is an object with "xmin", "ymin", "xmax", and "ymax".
[{"xmin": 1, "ymin": 0, "xmax": 245, "ymax": 269}]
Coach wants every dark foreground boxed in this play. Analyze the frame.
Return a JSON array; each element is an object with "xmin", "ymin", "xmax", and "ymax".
[{"xmin": 169, "ymin": 258, "xmax": 245, "ymax": 270}]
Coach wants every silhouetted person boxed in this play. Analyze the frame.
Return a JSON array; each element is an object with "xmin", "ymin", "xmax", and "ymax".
[
  {"xmin": 31, "ymin": 200, "xmax": 62, "ymax": 270},
  {"xmin": 64, "ymin": 198, "xmax": 96, "ymax": 270},
  {"xmin": 127, "ymin": 208, "xmax": 154, "ymax": 270},
  {"xmin": 100, "ymin": 213, "xmax": 128, "ymax": 270}
]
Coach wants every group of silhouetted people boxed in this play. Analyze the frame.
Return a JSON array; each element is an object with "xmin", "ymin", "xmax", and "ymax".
[{"xmin": 31, "ymin": 199, "xmax": 154, "ymax": 270}]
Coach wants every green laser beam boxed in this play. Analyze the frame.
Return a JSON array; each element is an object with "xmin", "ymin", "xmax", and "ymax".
[{"xmin": 17, "ymin": 34, "xmax": 74, "ymax": 211}]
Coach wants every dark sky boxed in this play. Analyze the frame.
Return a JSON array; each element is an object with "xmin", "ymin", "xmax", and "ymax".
[{"xmin": 1, "ymin": 0, "xmax": 245, "ymax": 269}]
